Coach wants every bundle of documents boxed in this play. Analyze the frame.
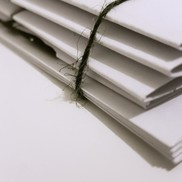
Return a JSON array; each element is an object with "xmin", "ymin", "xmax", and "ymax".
[{"xmin": 1, "ymin": 0, "xmax": 182, "ymax": 164}]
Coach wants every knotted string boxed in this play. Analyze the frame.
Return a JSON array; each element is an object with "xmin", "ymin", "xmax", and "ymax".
[{"xmin": 74, "ymin": 0, "xmax": 128, "ymax": 98}]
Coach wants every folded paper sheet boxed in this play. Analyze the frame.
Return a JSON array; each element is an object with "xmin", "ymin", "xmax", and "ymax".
[
  {"xmin": 11, "ymin": 0, "xmax": 182, "ymax": 77},
  {"xmin": 1, "ymin": 25, "xmax": 182, "ymax": 164},
  {"xmin": 13, "ymin": 10, "xmax": 182, "ymax": 109}
]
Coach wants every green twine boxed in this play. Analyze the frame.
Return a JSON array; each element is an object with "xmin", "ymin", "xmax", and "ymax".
[{"xmin": 74, "ymin": 0, "xmax": 128, "ymax": 98}]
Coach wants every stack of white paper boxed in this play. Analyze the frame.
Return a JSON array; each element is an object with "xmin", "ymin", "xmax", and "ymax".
[
  {"xmin": 0, "ymin": 0, "xmax": 21, "ymax": 21},
  {"xmin": 0, "ymin": 0, "xmax": 182, "ymax": 164},
  {"xmin": 11, "ymin": 0, "xmax": 182, "ymax": 109},
  {"xmin": 12, "ymin": 10, "xmax": 182, "ymax": 110},
  {"xmin": 1, "ymin": 25, "xmax": 182, "ymax": 164}
]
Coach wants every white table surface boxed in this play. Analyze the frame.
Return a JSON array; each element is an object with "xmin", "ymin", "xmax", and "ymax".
[{"xmin": 0, "ymin": 42, "xmax": 182, "ymax": 182}]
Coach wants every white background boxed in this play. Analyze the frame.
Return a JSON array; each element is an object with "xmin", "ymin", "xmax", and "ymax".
[{"xmin": 0, "ymin": 42, "xmax": 182, "ymax": 182}]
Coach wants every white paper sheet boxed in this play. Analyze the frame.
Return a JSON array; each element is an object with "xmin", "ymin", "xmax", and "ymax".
[{"xmin": 11, "ymin": 0, "xmax": 182, "ymax": 77}]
